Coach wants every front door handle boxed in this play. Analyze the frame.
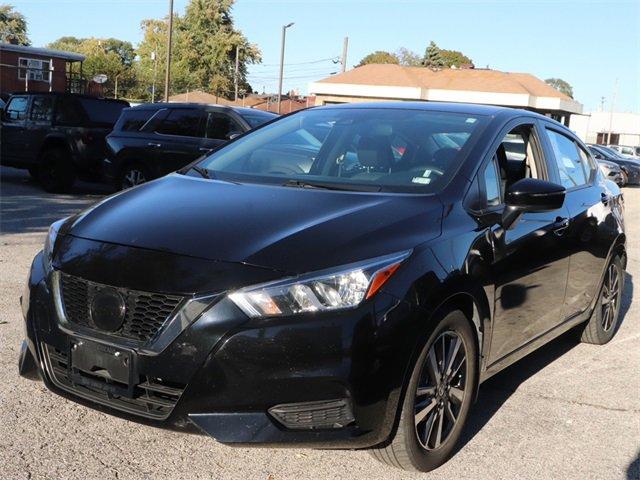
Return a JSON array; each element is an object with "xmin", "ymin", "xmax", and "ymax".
[
  {"xmin": 147, "ymin": 142, "xmax": 162, "ymax": 148},
  {"xmin": 552, "ymin": 217, "xmax": 570, "ymax": 236},
  {"xmin": 199, "ymin": 147, "xmax": 213, "ymax": 153}
]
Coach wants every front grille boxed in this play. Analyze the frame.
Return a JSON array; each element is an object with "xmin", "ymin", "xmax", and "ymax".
[
  {"xmin": 42, "ymin": 343, "xmax": 185, "ymax": 420},
  {"xmin": 269, "ymin": 399, "xmax": 355, "ymax": 430},
  {"xmin": 59, "ymin": 273, "xmax": 183, "ymax": 343}
]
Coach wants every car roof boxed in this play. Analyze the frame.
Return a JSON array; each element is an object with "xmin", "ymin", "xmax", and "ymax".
[
  {"xmin": 128, "ymin": 102, "xmax": 256, "ymax": 112},
  {"xmin": 315, "ymin": 101, "xmax": 540, "ymax": 117},
  {"xmin": 7, "ymin": 92, "xmax": 128, "ymax": 104}
]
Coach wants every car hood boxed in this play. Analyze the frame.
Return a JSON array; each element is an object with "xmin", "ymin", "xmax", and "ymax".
[{"xmin": 63, "ymin": 174, "xmax": 443, "ymax": 274}]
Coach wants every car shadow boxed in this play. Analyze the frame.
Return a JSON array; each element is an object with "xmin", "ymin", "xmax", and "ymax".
[
  {"xmin": 455, "ymin": 271, "xmax": 634, "ymax": 453},
  {"xmin": 1, "ymin": 166, "xmax": 111, "ymax": 236},
  {"xmin": 628, "ymin": 451, "xmax": 640, "ymax": 480}
]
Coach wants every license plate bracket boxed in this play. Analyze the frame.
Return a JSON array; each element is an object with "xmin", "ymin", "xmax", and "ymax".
[{"xmin": 68, "ymin": 338, "xmax": 138, "ymax": 398}]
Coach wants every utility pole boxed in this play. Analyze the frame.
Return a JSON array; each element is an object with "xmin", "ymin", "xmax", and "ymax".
[
  {"xmin": 151, "ymin": 48, "xmax": 158, "ymax": 102},
  {"xmin": 164, "ymin": 0, "xmax": 174, "ymax": 102},
  {"xmin": 341, "ymin": 37, "xmax": 349, "ymax": 73},
  {"xmin": 234, "ymin": 45, "xmax": 240, "ymax": 101},
  {"xmin": 277, "ymin": 22, "xmax": 294, "ymax": 114},
  {"xmin": 607, "ymin": 78, "xmax": 618, "ymax": 145}
]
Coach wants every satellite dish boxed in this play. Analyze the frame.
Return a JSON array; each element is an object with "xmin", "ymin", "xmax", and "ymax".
[{"xmin": 93, "ymin": 74, "xmax": 108, "ymax": 84}]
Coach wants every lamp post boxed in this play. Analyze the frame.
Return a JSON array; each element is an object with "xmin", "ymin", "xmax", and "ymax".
[
  {"xmin": 164, "ymin": 0, "xmax": 174, "ymax": 102},
  {"xmin": 277, "ymin": 22, "xmax": 294, "ymax": 114}
]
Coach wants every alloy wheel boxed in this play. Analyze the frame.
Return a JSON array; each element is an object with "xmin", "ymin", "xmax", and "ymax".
[
  {"xmin": 123, "ymin": 169, "xmax": 147, "ymax": 189},
  {"xmin": 601, "ymin": 263, "xmax": 620, "ymax": 332},
  {"xmin": 414, "ymin": 330, "xmax": 467, "ymax": 450}
]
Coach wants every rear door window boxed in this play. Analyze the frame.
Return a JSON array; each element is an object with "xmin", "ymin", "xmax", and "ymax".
[
  {"xmin": 29, "ymin": 96, "xmax": 54, "ymax": 122},
  {"xmin": 156, "ymin": 109, "xmax": 204, "ymax": 137},
  {"xmin": 205, "ymin": 112, "xmax": 242, "ymax": 140},
  {"xmin": 117, "ymin": 109, "xmax": 156, "ymax": 132},
  {"xmin": 5, "ymin": 96, "xmax": 28, "ymax": 121}
]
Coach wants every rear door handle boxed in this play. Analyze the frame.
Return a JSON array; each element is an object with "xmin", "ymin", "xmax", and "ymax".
[
  {"xmin": 147, "ymin": 142, "xmax": 162, "ymax": 148},
  {"xmin": 553, "ymin": 217, "xmax": 570, "ymax": 236}
]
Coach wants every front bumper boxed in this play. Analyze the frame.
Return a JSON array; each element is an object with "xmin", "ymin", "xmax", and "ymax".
[
  {"xmin": 623, "ymin": 167, "xmax": 640, "ymax": 185},
  {"xmin": 21, "ymin": 251, "xmax": 414, "ymax": 448}
]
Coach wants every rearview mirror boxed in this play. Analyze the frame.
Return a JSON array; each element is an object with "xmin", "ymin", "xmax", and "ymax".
[{"xmin": 502, "ymin": 178, "xmax": 565, "ymax": 229}]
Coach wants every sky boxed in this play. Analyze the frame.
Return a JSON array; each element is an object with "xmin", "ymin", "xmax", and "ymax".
[{"xmin": 12, "ymin": 0, "xmax": 640, "ymax": 113}]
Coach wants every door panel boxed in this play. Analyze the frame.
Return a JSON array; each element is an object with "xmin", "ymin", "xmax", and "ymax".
[
  {"xmin": 25, "ymin": 95, "xmax": 55, "ymax": 160},
  {"xmin": 1, "ymin": 96, "xmax": 30, "ymax": 165},
  {"xmin": 152, "ymin": 108, "xmax": 205, "ymax": 175},
  {"xmin": 489, "ymin": 208, "xmax": 571, "ymax": 363},
  {"xmin": 560, "ymin": 185, "xmax": 612, "ymax": 318}
]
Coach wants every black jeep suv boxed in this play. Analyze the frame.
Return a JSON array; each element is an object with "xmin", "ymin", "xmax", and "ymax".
[
  {"xmin": 104, "ymin": 103, "xmax": 277, "ymax": 189},
  {"xmin": 1, "ymin": 93, "xmax": 129, "ymax": 192}
]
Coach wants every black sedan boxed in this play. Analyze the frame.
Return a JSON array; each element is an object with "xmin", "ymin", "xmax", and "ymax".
[
  {"xmin": 589, "ymin": 144, "xmax": 640, "ymax": 185},
  {"xmin": 20, "ymin": 103, "xmax": 625, "ymax": 472}
]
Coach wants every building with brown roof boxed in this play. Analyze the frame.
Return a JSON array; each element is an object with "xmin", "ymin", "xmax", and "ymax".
[{"xmin": 309, "ymin": 64, "xmax": 582, "ymax": 125}]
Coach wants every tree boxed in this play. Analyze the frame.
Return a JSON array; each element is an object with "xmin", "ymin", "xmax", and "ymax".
[
  {"xmin": 357, "ymin": 51, "xmax": 399, "ymax": 67},
  {"xmin": 0, "ymin": 4, "xmax": 29, "ymax": 45},
  {"xmin": 439, "ymin": 49, "xmax": 473, "ymax": 68},
  {"xmin": 545, "ymin": 78, "xmax": 574, "ymax": 98},
  {"xmin": 47, "ymin": 37, "xmax": 137, "ymax": 98},
  {"xmin": 136, "ymin": 0, "xmax": 260, "ymax": 99},
  {"xmin": 423, "ymin": 41, "xmax": 444, "ymax": 68},
  {"xmin": 423, "ymin": 41, "xmax": 473, "ymax": 69},
  {"xmin": 395, "ymin": 48, "xmax": 422, "ymax": 67}
]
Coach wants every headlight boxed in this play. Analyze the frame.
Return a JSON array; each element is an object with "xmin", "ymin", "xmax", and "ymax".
[
  {"xmin": 43, "ymin": 218, "xmax": 67, "ymax": 269},
  {"xmin": 228, "ymin": 250, "xmax": 411, "ymax": 318}
]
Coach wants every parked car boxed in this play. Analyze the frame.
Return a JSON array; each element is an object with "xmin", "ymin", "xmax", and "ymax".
[
  {"xmin": 596, "ymin": 158, "xmax": 625, "ymax": 186},
  {"xmin": 20, "ymin": 103, "xmax": 625, "ymax": 472},
  {"xmin": 104, "ymin": 103, "xmax": 277, "ymax": 189},
  {"xmin": 589, "ymin": 144, "xmax": 640, "ymax": 184},
  {"xmin": 608, "ymin": 144, "xmax": 640, "ymax": 158},
  {"xmin": 0, "ymin": 93, "xmax": 129, "ymax": 192}
]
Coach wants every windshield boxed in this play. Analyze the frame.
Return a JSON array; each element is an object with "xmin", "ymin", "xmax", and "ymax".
[{"xmin": 195, "ymin": 107, "xmax": 487, "ymax": 193}]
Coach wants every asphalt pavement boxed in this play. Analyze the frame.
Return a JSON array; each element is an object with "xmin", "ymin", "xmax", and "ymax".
[{"xmin": 0, "ymin": 166, "xmax": 638, "ymax": 480}]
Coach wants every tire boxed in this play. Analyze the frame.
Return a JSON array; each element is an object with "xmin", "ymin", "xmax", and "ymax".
[
  {"xmin": 38, "ymin": 147, "xmax": 76, "ymax": 193},
  {"xmin": 580, "ymin": 255, "xmax": 624, "ymax": 345},
  {"xmin": 118, "ymin": 162, "xmax": 150, "ymax": 190},
  {"xmin": 370, "ymin": 309, "xmax": 478, "ymax": 472}
]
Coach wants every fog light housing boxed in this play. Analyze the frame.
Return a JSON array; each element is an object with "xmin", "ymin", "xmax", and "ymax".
[{"xmin": 268, "ymin": 398, "xmax": 355, "ymax": 430}]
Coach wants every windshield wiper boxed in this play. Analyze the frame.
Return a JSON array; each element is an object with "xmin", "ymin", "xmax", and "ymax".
[
  {"xmin": 189, "ymin": 165, "xmax": 213, "ymax": 179},
  {"xmin": 282, "ymin": 179, "xmax": 381, "ymax": 192}
]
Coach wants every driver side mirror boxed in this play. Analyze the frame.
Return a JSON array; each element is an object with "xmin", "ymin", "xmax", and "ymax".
[{"xmin": 502, "ymin": 178, "xmax": 566, "ymax": 229}]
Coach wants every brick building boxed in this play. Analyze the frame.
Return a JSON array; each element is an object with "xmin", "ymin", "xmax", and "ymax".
[{"xmin": 0, "ymin": 43, "xmax": 85, "ymax": 97}]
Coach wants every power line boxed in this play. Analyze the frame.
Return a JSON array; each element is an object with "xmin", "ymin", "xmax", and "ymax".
[{"xmin": 255, "ymin": 56, "xmax": 340, "ymax": 67}]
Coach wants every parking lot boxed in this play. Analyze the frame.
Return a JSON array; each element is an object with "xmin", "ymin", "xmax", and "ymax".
[{"xmin": 0, "ymin": 165, "xmax": 638, "ymax": 480}]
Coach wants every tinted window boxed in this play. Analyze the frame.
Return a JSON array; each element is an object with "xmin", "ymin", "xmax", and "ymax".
[
  {"xmin": 5, "ymin": 96, "xmax": 28, "ymax": 121},
  {"xmin": 483, "ymin": 159, "xmax": 501, "ymax": 207},
  {"xmin": 239, "ymin": 110, "xmax": 277, "ymax": 128},
  {"xmin": 156, "ymin": 109, "xmax": 204, "ymax": 137},
  {"xmin": 118, "ymin": 109, "xmax": 155, "ymax": 132},
  {"xmin": 196, "ymin": 108, "xmax": 488, "ymax": 193},
  {"xmin": 205, "ymin": 112, "xmax": 241, "ymax": 140},
  {"xmin": 55, "ymin": 97, "xmax": 82, "ymax": 125},
  {"xmin": 79, "ymin": 98, "xmax": 127, "ymax": 126},
  {"xmin": 546, "ymin": 129, "xmax": 590, "ymax": 188},
  {"xmin": 30, "ymin": 96, "xmax": 54, "ymax": 122}
]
